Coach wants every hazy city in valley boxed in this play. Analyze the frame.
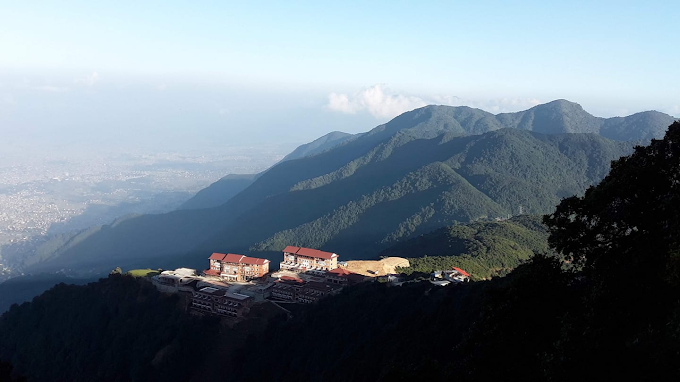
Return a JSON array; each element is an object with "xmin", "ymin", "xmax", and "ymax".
[{"xmin": 0, "ymin": 145, "xmax": 284, "ymax": 280}]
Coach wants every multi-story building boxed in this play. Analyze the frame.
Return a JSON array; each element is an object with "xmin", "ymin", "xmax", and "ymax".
[
  {"xmin": 205, "ymin": 252, "xmax": 270, "ymax": 281},
  {"xmin": 190, "ymin": 286, "xmax": 253, "ymax": 318},
  {"xmin": 271, "ymin": 276, "xmax": 342, "ymax": 304},
  {"xmin": 279, "ymin": 246, "xmax": 339, "ymax": 272},
  {"xmin": 270, "ymin": 276, "xmax": 302, "ymax": 301}
]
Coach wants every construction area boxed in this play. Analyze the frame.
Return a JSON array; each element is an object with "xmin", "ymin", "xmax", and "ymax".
[{"xmin": 339, "ymin": 257, "xmax": 409, "ymax": 277}]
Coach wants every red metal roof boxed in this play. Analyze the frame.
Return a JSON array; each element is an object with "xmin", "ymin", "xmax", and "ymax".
[
  {"xmin": 283, "ymin": 246, "xmax": 300, "ymax": 254},
  {"xmin": 280, "ymin": 275, "xmax": 304, "ymax": 283},
  {"xmin": 328, "ymin": 268, "xmax": 352, "ymax": 276},
  {"xmin": 295, "ymin": 247, "xmax": 337, "ymax": 260},
  {"xmin": 203, "ymin": 269, "xmax": 220, "ymax": 276},
  {"xmin": 223, "ymin": 253, "xmax": 246, "ymax": 263},
  {"xmin": 452, "ymin": 267, "xmax": 471, "ymax": 277},
  {"xmin": 241, "ymin": 256, "xmax": 270, "ymax": 265},
  {"xmin": 209, "ymin": 252, "xmax": 226, "ymax": 261},
  {"xmin": 212, "ymin": 253, "xmax": 269, "ymax": 266}
]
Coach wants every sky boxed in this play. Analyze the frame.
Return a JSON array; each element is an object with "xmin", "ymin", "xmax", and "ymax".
[{"xmin": 0, "ymin": 0, "xmax": 678, "ymax": 150}]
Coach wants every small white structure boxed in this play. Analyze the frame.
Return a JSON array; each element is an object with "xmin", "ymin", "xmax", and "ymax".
[
  {"xmin": 152, "ymin": 268, "xmax": 200, "ymax": 293},
  {"xmin": 430, "ymin": 267, "xmax": 471, "ymax": 286}
]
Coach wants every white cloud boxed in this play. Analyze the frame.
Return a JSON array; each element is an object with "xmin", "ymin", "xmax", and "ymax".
[
  {"xmin": 327, "ymin": 92, "xmax": 355, "ymax": 114},
  {"xmin": 157, "ymin": 83, "xmax": 168, "ymax": 91},
  {"xmin": 327, "ymin": 84, "xmax": 427, "ymax": 119},
  {"xmin": 76, "ymin": 71, "xmax": 99, "ymax": 87},
  {"xmin": 326, "ymin": 84, "xmax": 542, "ymax": 119}
]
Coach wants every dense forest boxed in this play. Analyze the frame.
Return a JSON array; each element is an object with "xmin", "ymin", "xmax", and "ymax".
[
  {"xmin": 382, "ymin": 215, "xmax": 550, "ymax": 280},
  {"xmin": 0, "ymin": 274, "xmax": 286, "ymax": 382},
  {"xmin": 1, "ymin": 121, "xmax": 679, "ymax": 381},
  {"xmin": 0, "ymin": 274, "xmax": 95, "ymax": 313}
]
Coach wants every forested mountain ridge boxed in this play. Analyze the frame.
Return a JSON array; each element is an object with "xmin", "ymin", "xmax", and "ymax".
[
  {"xmin": 23, "ymin": 101, "xmax": 668, "ymax": 275},
  {"xmin": 176, "ymin": 100, "xmax": 675, "ymax": 212},
  {"xmin": 382, "ymin": 215, "xmax": 550, "ymax": 280},
  {"xmin": 246, "ymin": 130, "xmax": 630, "ymax": 258},
  {"xmin": 373, "ymin": 99, "xmax": 675, "ymax": 141}
]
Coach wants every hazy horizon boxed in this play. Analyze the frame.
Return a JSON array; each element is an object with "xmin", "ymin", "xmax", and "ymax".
[{"xmin": 1, "ymin": 1, "xmax": 678, "ymax": 152}]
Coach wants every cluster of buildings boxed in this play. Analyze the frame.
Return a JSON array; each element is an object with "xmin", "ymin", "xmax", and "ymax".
[
  {"xmin": 150, "ymin": 246, "xmax": 362, "ymax": 319},
  {"xmin": 430, "ymin": 267, "xmax": 471, "ymax": 286},
  {"xmin": 270, "ymin": 267, "xmax": 368, "ymax": 304},
  {"xmin": 202, "ymin": 247, "xmax": 368, "ymax": 305},
  {"xmin": 151, "ymin": 244, "xmax": 471, "ymax": 320},
  {"xmin": 152, "ymin": 268, "xmax": 262, "ymax": 319}
]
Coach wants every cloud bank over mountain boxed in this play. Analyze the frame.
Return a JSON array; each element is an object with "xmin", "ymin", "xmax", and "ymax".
[
  {"xmin": 327, "ymin": 84, "xmax": 543, "ymax": 119},
  {"xmin": 327, "ymin": 84, "xmax": 428, "ymax": 118}
]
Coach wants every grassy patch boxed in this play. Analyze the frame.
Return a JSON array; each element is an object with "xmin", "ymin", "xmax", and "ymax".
[{"xmin": 126, "ymin": 269, "xmax": 160, "ymax": 278}]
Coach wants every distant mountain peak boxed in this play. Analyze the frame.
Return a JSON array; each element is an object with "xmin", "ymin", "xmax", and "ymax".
[
  {"xmin": 542, "ymin": 99, "xmax": 583, "ymax": 108},
  {"xmin": 374, "ymin": 99, "xmax": 673, "ymax": 142}
]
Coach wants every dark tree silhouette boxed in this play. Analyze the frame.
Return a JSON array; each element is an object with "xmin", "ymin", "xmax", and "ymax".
[{"xmin": 543, "ymin": 121, "xmax": 680, "ymax": 381}]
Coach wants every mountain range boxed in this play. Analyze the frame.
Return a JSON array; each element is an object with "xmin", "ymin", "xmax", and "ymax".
[{"xmin": 19, "ymin": 100, "xmax": 675, "ymax": 276}]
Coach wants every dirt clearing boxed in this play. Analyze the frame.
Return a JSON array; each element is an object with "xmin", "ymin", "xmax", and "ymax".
[{"xmin": 341, "ymin": 257, "xmax": 410, "ymax": 277}]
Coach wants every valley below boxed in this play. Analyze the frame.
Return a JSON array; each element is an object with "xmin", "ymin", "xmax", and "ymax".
[{"xmin": 0, "ymin": 146, "xmax": 285, "ymax": 281}]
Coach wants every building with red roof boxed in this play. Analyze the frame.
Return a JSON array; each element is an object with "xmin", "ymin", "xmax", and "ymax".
[
  {"xmin": 203, "ymin": 252, "xmax": 270, "ymax": 281},
  {"xmin": 280, "ymin": 246, "xmax": 339, "ymax": 272},
  {"xmin": 451, "ymin": 267, "xmax": 471, "ymax": 278}
]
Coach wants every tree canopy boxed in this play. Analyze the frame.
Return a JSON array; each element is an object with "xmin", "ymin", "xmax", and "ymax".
[{"xmin": 542, "ymin": 121, "xmax": 680, "ymax": 380}]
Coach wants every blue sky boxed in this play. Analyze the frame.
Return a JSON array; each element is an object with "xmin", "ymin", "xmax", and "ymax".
[{"xmin": 0, "ymin": 0, "xmax": 678, "ymax": 149}]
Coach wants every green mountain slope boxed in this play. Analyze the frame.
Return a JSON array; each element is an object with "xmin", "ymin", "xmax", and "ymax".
[
  {"xmin": 280, "ymin": 130, "xmax": 359, "ymax": 161},
  {"xmin": 24, "ymin": 101, "xmax": 663, "ymax": 275},
  {"xmin": 179, "ymin": 131, "xmax": 359, "ymax": 211},
  {"xmin": 381, "ymin": 215, "xmax": 549, "ymax": 280},
  {"xmin": 200, "ymin": 129, "xmax": 630, "ymax": 260},
  {"xmin": 177, "ymin": 173, "xmax": 258, "ymax": 210}
]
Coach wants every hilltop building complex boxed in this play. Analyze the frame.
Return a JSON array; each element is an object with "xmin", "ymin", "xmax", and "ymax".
[{"xmin": 150, "ymin": 245, "xmax": 397, "ymax": 318}]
